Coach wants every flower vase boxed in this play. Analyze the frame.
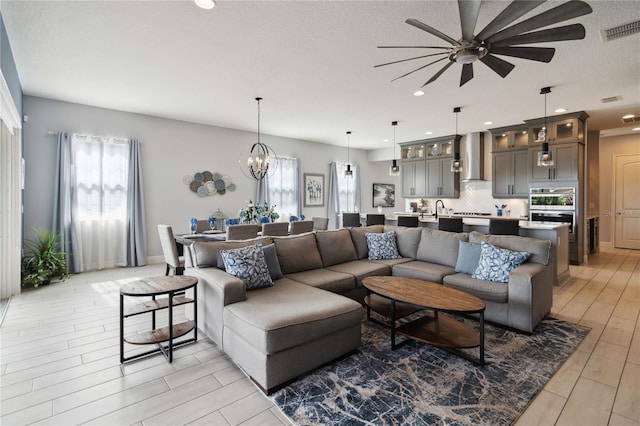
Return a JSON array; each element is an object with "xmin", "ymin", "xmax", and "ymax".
[{"xmin": 496, "ymin": 209, "xmax": 503, "ymax": 217}]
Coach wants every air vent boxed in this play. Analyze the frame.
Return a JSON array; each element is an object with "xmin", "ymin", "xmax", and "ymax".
[
  {"xmin": 622, "ymin": 116, "xmax": 640, "ymax": 124},
  {"xmin": 601, "ymin": 96, "xmax": 620, "ymax": 103},
  {"xmin": 601, "ymin": 20, "xmax": 640, "ymax": 42}
]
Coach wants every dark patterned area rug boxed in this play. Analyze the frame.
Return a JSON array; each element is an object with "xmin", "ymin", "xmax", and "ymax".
[{"xmin": 271, "ymin": 316, "xmax": 590, "ymax": 426}]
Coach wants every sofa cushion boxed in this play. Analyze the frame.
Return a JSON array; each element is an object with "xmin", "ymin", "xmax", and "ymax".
[
  {"xmin": 443, "ymin": 273, "xmax": 508, "ymax": 303},
  {"xmin": 273, "ymin": 233, "xmax": 323, "ymax": 274},
  {"xmin": 416, "ymin": 229, "xmax": 468, "ymax": 267},
  {"xmin": 350, "ymin": 225, "xmax": 384, "ymax": 259},
  {"xmin": 454, "ymin": 241, "xmax": 482, "ymax": 275},
  {"xmin": 220, "ymin": 243, "xmax": 273, "ymax": 290},
  {"xmin": 315, "ymin": 229, "xmax": 357, "ymax": 267},
  {"xmin": 392, "ymin": 260, "xmax": 455, "ymax": 283},
  {"xmin": 326, "ymin": 260, "xmax": 390, "ymax": 286},
  {"xmin": 472, "ymin": 241, "xmax": 530, "ymax": 283},
  {"xmin": 366, "ymin": 231, "xmax": 402, "ymax": 260},
  {"xmin": 191, "ymin": 237, "xmax": 274, "ymax": 268},
  {"xmin": 364, "ymin": 258, "xmax": 413, "ymax": 267},
  {"xmin": 386, "ymin": 225, "xmax": 422, "ymax": 259},
  {"xmin": 223, "ymin": 278, "xmax": 362, "ymax": 355},
  {"xmin": 469, "ymin": 231, "xmax": 551, "ymax": 266},
  {"xmin": 285, "ymin": 268, "xmax": 356, "ymax": 294}
]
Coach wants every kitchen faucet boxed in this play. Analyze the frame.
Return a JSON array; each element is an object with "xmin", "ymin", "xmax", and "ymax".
[{"xmin": 435, "ymin": 199, "xmax": 445, "ymax": 219}]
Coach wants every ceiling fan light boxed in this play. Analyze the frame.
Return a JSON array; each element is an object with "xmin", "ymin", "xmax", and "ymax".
[
  {"xmin": 194, "ymin": 0, "xmax": 215, "ymax": 9},
  {"xmin": 455, "ymin": 49, "xmax": 478, "ymax": 64}
]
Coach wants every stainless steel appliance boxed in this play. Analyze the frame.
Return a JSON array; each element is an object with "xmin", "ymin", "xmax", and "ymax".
[{"xmin": 529, "ymin": 187, "xmax": 577, "ymax": 242}]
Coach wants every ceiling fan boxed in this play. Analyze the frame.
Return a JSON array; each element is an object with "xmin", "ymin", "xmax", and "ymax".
[{"xmin": 376, "ymin": 0, "xmax": 593, "ymax": 87}]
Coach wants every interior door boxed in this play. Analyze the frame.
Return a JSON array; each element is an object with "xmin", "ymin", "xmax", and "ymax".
[{"xmin": 614, "ymin": 154, "xmax": 640, "ymax": 249}]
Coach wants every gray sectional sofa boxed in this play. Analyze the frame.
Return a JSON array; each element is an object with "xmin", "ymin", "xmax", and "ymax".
[{"xmin": 184, "ymin": 225, "xmax": 553, "ymax": 393}]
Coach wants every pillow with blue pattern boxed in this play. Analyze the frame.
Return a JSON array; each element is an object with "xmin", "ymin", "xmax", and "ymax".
[
  {"xmin": 472, "ymin": 241, "xmax": 530, "ymax": 283},
  {"xmin": 365, "ymin": 231, "xmax": 402, "ymax": 260},
  {"xmin": 220, "ymin": 243, "xmax": 273, "ymax": 290}
]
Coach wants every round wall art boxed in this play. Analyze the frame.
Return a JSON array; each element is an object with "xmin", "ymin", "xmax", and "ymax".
[{"xmin": 185, "ymin": 170, "xmax": 235, "ymax": 197}]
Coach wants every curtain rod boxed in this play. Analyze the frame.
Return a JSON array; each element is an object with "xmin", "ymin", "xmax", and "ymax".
[{"xmin": 47, "ymin": 131, "xmax": 138, "ymax": 143}]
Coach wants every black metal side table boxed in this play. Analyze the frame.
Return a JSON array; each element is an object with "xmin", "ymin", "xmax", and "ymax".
[{"xmin": 120, "ymin": 275, "xmax": 198, "ymax": 363}]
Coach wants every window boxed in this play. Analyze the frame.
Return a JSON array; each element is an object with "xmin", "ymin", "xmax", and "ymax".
[
  {"xmin": 335, "ymin": 162, "xmax": 359, "ymax": 213},
  {"xmin": 268, "ymin": 157, "xmax": 300, "ymax": 218}
]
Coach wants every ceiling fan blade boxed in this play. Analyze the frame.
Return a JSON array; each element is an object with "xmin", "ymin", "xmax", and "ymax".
[
  {"xmin": 476, "ymin": 0, "xmax": 546, "ymax": 41},
  {"xmin": 374, "ymin": 52, "xmax": 449, "ymax": 68},
  {"xmin": 406, "ymin": 18, "xmax": 459, "ymax": 46},
  {"xmin": 460, "ymin": 63, "xmax": 474, "ymax": 86},
  {"xmin": 459, "ymin": 0, "xmax": 481, "ymax": 40},
  {"xmin": 377, "ymin": 46, "xmax": 451, "ymax": 50},
  {"xmin": 479, "ymin": 54, "xmax": 516, "ymax": 78},
  {"xmin": 421, "ymin": 61, "xmax": 455, "ymax": 87},
  {"xmin": 490, "ymin": 46, "xmax": 555, "ymax": 62},
  {"xmin": 491, "ymin": 24, "xmax": 586, "ymax": 47},
  {"xmin": 486, "ymin": 0, "xmax": 593, "ymax": 44},
  {"xmin": 391, "ymin": 57, "xmax": 448, "ymax": 82}
]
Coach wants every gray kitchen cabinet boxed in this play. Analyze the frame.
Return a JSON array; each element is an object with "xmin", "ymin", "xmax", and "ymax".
[
  {"xmin": 491, "ymin": 125, "xmax": 530, "ymax": 151},
  {"xmin": 529, "ymin": 143, "xmax": 581, "ymax": 182},
  {"xmin": 402, "ymin": 160, "xmax": 426, "ymax": 197},
  {"xmin": 492, "ymin": 149, "xmax": 528, "ymax": 198},
  {"xmin": 426, "ymin": 158, "xmax": 459, "ymax": 198},
  {"xmin": 526, "ymin": 111, "xmax": 587, "ymax": 145}
]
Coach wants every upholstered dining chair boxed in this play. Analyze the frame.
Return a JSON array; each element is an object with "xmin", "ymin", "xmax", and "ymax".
[
  {"xmin": 157, "ymin": 224, "xmax": 185, "ymax": 276},
  {"xmin": 196, "ymin": 220, "xmax": 210, "ymax": 233},
  {"xmin": 366, "ymin": 214, "xmax": 386, "ymax": 226},
  {"xmin": 438, "ymin": 217, "xmax": 464, "ymax": 233},
  {"xmin": 312, "ymin": 217, "xmax": 329, "ymax": 231},
  {"xmin": 342, "ymin": 213, "xmax": 361, "ymax": 228},
  {"xmin": 226, "ymin": 224, "xmax": 260, "ymax": 240},
  {"xmin": 397, "ymin": 216, "xmax": 419, "ymax": 227},
  {"xmin": 290, "ymin": 220, "xmax": 314, "ymax": 235},
  {"xmin": 262, "ymin": 222, "xmax": 289, "ymax": 236},
  {"xmin": 489, "ymin": 218, "xmax": 520, "ymax": 235}
]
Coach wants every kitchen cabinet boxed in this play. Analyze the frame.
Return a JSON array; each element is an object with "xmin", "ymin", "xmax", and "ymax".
[
  {"xmin": 492, "ymin": 150, "xmax": 529, "ymax": 198},
  {"xmin": 526, "ymin": 111, "xmax": 587, "ymax": 145},
  {"xmin": 401, "ymin": 142, "xmax": 426, "ymax": 160},
  {"xmin": 490, "ymin": 125, "xmax": 530, "ymax": 151},
  {"xmin": 528, "ymin": 143, "xmax": 581, "ymax": 182},
  {"xmin": 425, "ymin": 138, "xmax": 455, "ymax": 158},
  {"xmin": 426, "ymin": 158, "xmax": 459, "ymax": 198},
  {"xmin": 402, "ymin": 160, "xmax": 426, "ymax": 197}
]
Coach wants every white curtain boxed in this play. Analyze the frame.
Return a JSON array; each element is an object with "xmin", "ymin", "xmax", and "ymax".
[
  {"xmin": 268, "ymin": 157, "xmax": 300, "ymax": 219},
  {"xmin": 328, "ymin": 162, "xmax": 360, "ymax": 229}
]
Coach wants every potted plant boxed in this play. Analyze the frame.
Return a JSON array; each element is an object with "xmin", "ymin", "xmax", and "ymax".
[{"xmin": 21, "ymin": 228, "xmax": 71, "ymax": 288}]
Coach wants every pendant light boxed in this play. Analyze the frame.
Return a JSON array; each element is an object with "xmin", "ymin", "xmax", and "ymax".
[
  {"xmin": 537, "ymin": 87, "xmax": 554, "ymax": 167},
  {"xmin": 451, "ymin": 107, "xmax": 462, "ymax": 173},
  {"xmin": 345, "ymin": 131, "xmax": 353, "ymax": 177},
  {"xmin": 389, "ymin": 121, "xmax": 400, "ymax": 176},
  {"xmin": 240, "ymin": 97, "xmax": 276, "ymax": 180}
]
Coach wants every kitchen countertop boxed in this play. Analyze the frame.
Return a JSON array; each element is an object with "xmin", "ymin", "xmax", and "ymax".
[{"xmin": 362, "ymin": 213, "xmax": 569, "ymax": 230}]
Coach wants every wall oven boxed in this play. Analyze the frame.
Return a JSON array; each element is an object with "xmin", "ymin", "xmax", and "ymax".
[{"xmin": 530, "ymin": 187, "xmax": 576, "ymax": 241}]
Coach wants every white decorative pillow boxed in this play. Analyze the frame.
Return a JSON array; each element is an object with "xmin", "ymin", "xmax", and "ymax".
[
  {"xmin": 365, "ymin": 231, "xmax": 402, "ymax": 260},
  {"xmin": 472, "ymin": 241, "xmax": 530, "ymax": 283},
  {"xmin": 220, "ymin": 243, "xmax": 273, "ymax": 290}
]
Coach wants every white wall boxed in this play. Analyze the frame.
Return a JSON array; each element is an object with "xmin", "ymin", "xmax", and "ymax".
[{"xmin": 22, "ymin": 96, "xmax": 394, "ymax": 259}]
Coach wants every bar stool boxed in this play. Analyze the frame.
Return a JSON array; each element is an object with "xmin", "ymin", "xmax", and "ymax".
[
  {"xmin": 438, "ymin": 217, "xmax": 464, "ymax": 233},
  {"xmin": 397, "ymin": 216, "xmax": 419, "ymax": 227},
  {"xmin": 489, "ymin": 218, "xmax": 520, "ymax": 235},
  {"xmin": 342, "ymin": 213, "xmax": 361, "ymax": 227},
  {"xmin": 366, "ymin": 214, "xmax": 385, "ymax": 226}
]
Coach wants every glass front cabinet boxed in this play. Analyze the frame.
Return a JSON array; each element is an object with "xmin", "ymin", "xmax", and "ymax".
[
  {"xmin": 526, "ymin": 112, "xmax": 587, "ymax": 145},
  {"xmin": 491, "ymin": 125, "xmax": 530, "ymax": 151}
]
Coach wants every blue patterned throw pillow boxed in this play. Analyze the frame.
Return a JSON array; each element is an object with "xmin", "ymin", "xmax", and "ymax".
[
  {"xmin": 365, "ymin": 231, "xmax": 402, "ymax": 260},
  {"xmin": 220, "ymin": 243, "xmax": 273, "ymax": 290},
  {"xmin": 472, "ymin": 241, "xmax": 530, "ymax": 283}
]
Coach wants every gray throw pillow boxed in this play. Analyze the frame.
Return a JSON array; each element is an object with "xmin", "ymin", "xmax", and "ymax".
[
  {"xmin": 262, "ymin": 243, "xmax": 283, "ymax": 281},
  {"xmin": 454, "ymin": 241, "xmax": 482, "ymax": 275}
]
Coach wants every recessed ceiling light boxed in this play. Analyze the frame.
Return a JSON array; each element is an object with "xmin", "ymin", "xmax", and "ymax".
[
  {"xmin": 623, "ymin": 114, "xmax": 635, "ymax": 119},
  {"xmin": 633, "ymin": 127, "xmax": 640, "ymax": 131},
  {"xmin": 425, "ymin": 131, "xmax": 433, "ymax": 135},
  {"xmin": 383, "ymin": 139, "xmax": 389, "ymax": 142},
  {"xmin": 555, "ymin": 108, "xmax": 567, "ymax": 113},
  {"xmin": 195, "ymin": 0, "xmax": 215, "ymax": 9},
  {"xmin": 414, "ymin": 90, "xmax": 425, "ymax": 97},
  {"xmin": 483, "ymin": 121, "xmax": 493, "ymax": 125}
]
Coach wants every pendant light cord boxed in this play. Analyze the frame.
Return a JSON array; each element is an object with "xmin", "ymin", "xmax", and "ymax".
[{"xmin": 256, "ymin": 97, "xmax": 261, "ymax": 144}]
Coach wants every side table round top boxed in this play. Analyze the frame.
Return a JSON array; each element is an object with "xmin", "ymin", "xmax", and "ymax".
[{"xmin": 120, "ymin": 275, "xmax": 197, "ymax": 297}]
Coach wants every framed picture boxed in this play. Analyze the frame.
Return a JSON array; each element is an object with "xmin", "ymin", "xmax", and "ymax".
[
  {"xmin": 372, "ymin": 183, "xmax": 395, "ymax": 207},
  {"xmin": 304, "ymin": 173, "xmax": 324, "ymax": 207}
]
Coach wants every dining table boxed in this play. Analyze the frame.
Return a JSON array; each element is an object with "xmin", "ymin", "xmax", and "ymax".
[{"xmin": 174, "ymin": 230, "xmax": 227, "ymax": 255}]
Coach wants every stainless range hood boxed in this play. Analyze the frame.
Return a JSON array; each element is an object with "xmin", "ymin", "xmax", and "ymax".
[{"xmin": 461, "ymin": 132, "xmax": 485, "ymax": 181}]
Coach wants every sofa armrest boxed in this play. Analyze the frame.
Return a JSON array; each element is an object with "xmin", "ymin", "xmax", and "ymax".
[{"xmin": 507, "ymin": 262, "xmax": 553, "ymax": 333}]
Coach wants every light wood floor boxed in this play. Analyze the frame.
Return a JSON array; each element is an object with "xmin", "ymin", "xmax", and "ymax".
[{"xmin": 1, "ymin": 248, "xmax": 638, "ymax": 425}]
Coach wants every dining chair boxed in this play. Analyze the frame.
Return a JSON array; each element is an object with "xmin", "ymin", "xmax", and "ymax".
[
  {"xmin": 290, "ymin": 220, "xmax": 314, "ymax": 235},
  {"xmin": 226, "ymin": 224, "xmax": 260, "ymax": 240},
  {"xmin": 195, "ymin": 220, "xmax": 210, "ymax": 233},
  {"xmin": 397, "ymin": 216, "xmax": 419, "ymax": 227},
  {"xmin": 366, "ymin": 214, "xmax": 386, "ymax": 226},
  {"xmin": 312, "ymin": 217, "xmax": 329, "ymax": 231},
  {"xmin": 489, "ymin": 218, "xmax": 520, "ymax": 235},
  {"xmin": 438, "ymin": 217, "xmax": 464, "ymax": 232},
  {"xmin": 262, "ymin": 222, "xmax": 289, "ymax": 236},
  {"xmin": 157, "ymin": 224, "xmax": 185, "ymax": 276},
  {"xmin": 342, "ymin": 213, "xmax": 362, "ymax": 228}
]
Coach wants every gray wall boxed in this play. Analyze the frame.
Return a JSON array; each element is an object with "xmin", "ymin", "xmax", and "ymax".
[
  {"xmin": 22, "ymin": 96, "xmax": 396, "ymax": 260},
  {"xmin": 0, "ymin": 12, "xmax": 21, "ymax": 116}
]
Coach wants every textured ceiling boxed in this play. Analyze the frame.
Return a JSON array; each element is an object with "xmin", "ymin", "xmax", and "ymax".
[{"xmin": 2, "ymin": 0, "xmax": 639, "ymax": 150}]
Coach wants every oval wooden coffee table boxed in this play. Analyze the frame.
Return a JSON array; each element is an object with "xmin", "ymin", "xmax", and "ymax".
[{"xmin": 362, "ymin": 276, "xmax": 486, "ymax": 366}]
